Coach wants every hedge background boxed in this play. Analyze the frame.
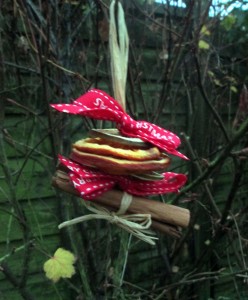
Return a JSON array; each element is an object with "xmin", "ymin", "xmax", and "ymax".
[{"xmin": 0, "ymin": 1, "xmax": 248, "ymax": 299}]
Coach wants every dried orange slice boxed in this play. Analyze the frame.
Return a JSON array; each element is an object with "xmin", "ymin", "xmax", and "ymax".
[
  {"xmin": 70, "ymin": 148, "xmax": 170, "ymax": 175},
  {"xmin": 89, "ymin": 129, "xmax": 149, "ymax": 148},
  {"xmin": 73, "ymin": 137, "xmax": 161, "ymax": 161}
]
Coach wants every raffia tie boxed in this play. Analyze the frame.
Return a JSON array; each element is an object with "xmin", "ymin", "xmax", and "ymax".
[{"xmin": 58, "ymin": 192, "xmax": 157, "ymax": 245}]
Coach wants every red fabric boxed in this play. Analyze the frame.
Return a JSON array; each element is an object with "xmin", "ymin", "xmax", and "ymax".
[
  {"xmin": 59, "ymin": 155, "xmax": 187, "ymax": 200},
  {"xmin": 51, "ymin": 89, "xmax": 188, "ymax": 160}
]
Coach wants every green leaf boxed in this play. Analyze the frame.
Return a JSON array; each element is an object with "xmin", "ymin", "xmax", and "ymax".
[
  {"xmin": 230, "ymin": 86, "xmax": 238, "ymax": 93},
  {"xmin": 198, "ymin": 40, "xmax": 210, "ymax": 50},
  {"xmin": 221, "ymin": 14, "xmax": 236, "ymax": 31},
  {"xmin": 205, "ymin": 239, "xmax": 211, "ymax": 246},
  {"xmin": 214, "ymin": 79, "xmax": 222, "ymax": 86},
  {"xmin": 43, "ymin": 248, "xmax": 76, "ymax": 282},
  {"xmin": 207, "ymin": 71, "xmax": 214, "ymax": 77}
]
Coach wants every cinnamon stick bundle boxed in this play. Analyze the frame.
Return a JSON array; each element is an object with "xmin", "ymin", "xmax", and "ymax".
[{"xmin": 52, "ymin": 170, "xmax": 190, "ymax": 238}]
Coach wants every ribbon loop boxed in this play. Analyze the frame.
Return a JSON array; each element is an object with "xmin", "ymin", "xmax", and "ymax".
[{"xmin": 51, "ymin": 89, "xmax": 188, "ymax": 159}]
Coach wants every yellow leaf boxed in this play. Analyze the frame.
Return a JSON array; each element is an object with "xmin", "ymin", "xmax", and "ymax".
[
  {"xmin": 43, "ymin": 248, "xmax": 76, "ymax": 282},
  {"xmin": 198, "ymin": 40, "xmax": 210, "ymax": 50},
  {"xmin": 201, "ymin": 25, "xmax": 210, "ymax": 36}
]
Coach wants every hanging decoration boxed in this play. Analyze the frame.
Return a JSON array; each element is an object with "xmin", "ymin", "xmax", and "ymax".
[{"xmin": 51, "ymin": 0, "xmax": 190, "ymax": 245}]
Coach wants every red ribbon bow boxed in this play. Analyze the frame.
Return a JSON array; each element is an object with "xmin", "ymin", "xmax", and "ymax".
[
  {"xmin": 51, "ymin": 89, "xmax": 188, "ymax": 160},
  {"xmin": 59, "ymin": 156, "xmax": 187, "ymax": 200}
]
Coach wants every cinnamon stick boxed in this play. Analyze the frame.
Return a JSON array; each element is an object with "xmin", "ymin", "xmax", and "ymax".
[
  {"xmin": 52, "ymin": 174, "xmax": 182, "ymax": 238},
  {"xmin": 97, "ymin": 190, "xmax": 189, "ymax": 228},
  {"xmin": 52, "ymin": 170, "xmax": 190, "ymax": 229}
]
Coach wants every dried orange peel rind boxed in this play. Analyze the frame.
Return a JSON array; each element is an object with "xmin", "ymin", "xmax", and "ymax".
[{"xmin": 73, "ymin": 137, "xmax": 161, "ymax": 161}]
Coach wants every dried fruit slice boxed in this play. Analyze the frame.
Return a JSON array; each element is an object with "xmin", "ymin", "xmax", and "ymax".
[
  {"xmin": 89, "ymin": 129, "xmax": 150, "ymax": 148},
  {"xmin": 131, "ymin": 172, "xmax": 164, "ymax": 181},
  {"xmin": 70, "ymin": 148, "xmax": 170, "ymax": 175},
  {"xmin": 73, "ymin": 137, "xmax": 161, "ymax": 161}
]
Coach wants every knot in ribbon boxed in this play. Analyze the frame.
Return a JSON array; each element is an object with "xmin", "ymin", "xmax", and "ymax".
[
  {"xmin": 59, "ymin": 155, "xmax": 187, "ymax": 200},
  {"xmin": 58, "ymin": 198, "xmax": 157, "ymax": 245},
  {"xmin": 51, "ymin": 89, "xmax": 188, "ymax": 160}
]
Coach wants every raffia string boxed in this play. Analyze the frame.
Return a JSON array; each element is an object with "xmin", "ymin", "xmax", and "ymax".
[
  {"xmin": 109, "ymin": 0, "xmax": 129, "ymax": 110},
  {"xmin": 58, "ymin": 192, "xmax": 157, "ymax": 245},
  {"xmin": 116, "ymin": 192, "xmax": 133, "ymax": 215}
]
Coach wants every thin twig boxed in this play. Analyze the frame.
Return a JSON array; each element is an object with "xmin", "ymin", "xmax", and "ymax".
[
  {"xmin": 0, "ymin": 262, "xmax": 34, "ymax": 300},
  {"xmin": 194, "ymin": 53, "xmax": 230, "ymax": 143},
  {"xmin": 175, "ymin": 116, "xmax": 248, "ymax": 199}
]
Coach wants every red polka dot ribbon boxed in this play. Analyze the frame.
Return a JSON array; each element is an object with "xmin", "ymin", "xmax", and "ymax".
[
  {"xmin": 59, "ymin": 155, "xmax": 187, "ymax": 200},
  {"xmin": 51, "ymin": 89, "xmax": 188, "ymax": 160}
]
